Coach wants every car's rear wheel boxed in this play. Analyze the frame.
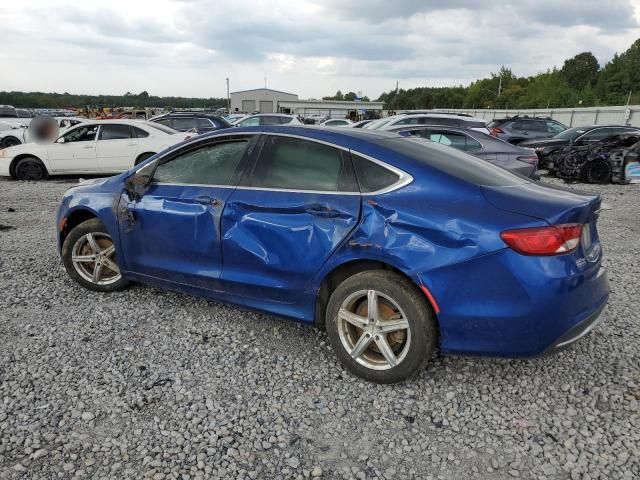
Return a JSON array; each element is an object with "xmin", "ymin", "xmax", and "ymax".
[
  {"xmin": 325, "ymin": 271, "xmax": 438, "ymax": 383},
  {"xmin": 61, "ymin": 219, "xmax": 130, "ymax": 292},
  {"xmin": 15, "ymin": 156, "xmax": 48, "ymax": 181}
]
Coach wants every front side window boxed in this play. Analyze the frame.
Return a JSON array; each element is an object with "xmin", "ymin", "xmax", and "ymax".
[
  {"xmin": 352, "ymin": 154, "xmax": 400, "ymax": 193},
  {"xmin": 99, "ymin": 124, "xmax": 133, "ymax": 140},
  {"xmin": 153, "ymin": 140, "xmax": 248, "ymax": 185},
  {"xmin": 63, "ymin": 125, "xmax": 98, "ymax": 142},
  {"xmin": 249, "ymin": 136, "xmax": 355, "ymax": 192},
  {"xmin": 260, "ymin": 116, "xmax": 282, "ymax": 126}
]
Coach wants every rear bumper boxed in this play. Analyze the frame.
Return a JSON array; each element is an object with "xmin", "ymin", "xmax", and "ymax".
[
  {"xmin": 542, "ymin": 301, "xmax": 606, "ymax": 356},
  {"xmin": 424, "ymin": 248, "xmax": 609, "ymax": 357}
]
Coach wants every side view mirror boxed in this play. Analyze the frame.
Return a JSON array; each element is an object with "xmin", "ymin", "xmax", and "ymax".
[
  {"xmin": 57, "ymin": 137, "xmax": 65, "ymax": 143},
  {"xmin": 124, "ymin": 171, "xmax": 152, "ymax": 201}
]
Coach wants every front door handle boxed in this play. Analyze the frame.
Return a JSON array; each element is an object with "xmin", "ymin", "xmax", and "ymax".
[{"xmin": 194, "ymin": 195, "xmax": 221, "ymax": 206}]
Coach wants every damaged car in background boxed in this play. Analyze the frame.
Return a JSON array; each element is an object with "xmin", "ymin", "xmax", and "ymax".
[
  {"xmin": 55, "ymin": 126, "xmax": 608, "ymax": 383},
  {"xmin": 545, "ymin": 132, "xmax": 640, "ymax": 184}
]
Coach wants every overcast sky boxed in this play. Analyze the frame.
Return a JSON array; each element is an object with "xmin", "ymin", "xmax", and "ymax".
[{"xmin": 1, "ymin": 0, "xmax": 639, "ymax": 99}]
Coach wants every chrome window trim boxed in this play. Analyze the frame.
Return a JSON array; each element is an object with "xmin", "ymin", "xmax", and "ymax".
[{"xmin": 145, "ymin": 130, "xmax": 413, "ymax": 196}]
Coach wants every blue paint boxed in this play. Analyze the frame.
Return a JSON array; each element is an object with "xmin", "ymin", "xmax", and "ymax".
[{"xmin": 57, "ymin": 126, "xmax": 609, "ymax": 357}]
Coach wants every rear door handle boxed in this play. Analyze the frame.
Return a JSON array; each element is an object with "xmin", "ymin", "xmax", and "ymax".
[
  {"xmin": 305, "ymin": 204, "xmax": 340, "ymax": 217},
  {"xmin": 194, "ymin": 195, "xmax": 221, "ymax": 206},
  {"xmin": 82, "ymin": 145, "xmax": 94, "ymax": 149}
]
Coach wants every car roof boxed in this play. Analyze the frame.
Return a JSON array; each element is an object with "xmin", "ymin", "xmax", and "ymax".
[
  {"xmin": 391, "ymin": 113, "xmax": 486, "ymax": 122},
  {"xmin": 244, "ymin": 113, "xmax": 297, "ymax": 117}
]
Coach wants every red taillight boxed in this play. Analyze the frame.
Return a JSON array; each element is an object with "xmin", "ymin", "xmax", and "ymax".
[
  {"xmin": 516, "ymin": 155, "xmax": 538, "ymax": 165},
  {"xmin": 500, "ymin": 224, "xmax": 583, "ymax": 256},
  {"xmin": 489, "ymin": 127, "xmax": 503, "ymax": 136}
]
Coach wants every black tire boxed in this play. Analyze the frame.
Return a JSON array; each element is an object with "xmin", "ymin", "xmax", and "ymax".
[
  {"xmin": 15, "ymin": 156, "xmax": 48, "ymax": 181},
  {"xmin": 325, "ymin": 270, "xmax": 438, "ymax": 383},
  {"xmin": 584, "ymin": 160, "xmax": 612, "ymax": 184},
  {"xmin": 61, "ymin": 218, "xmax": 130, "ymax": 292},
  {"xmin": 1, "ymin": 136, "xmax": 21, "ymax": 149},
  {"xmin": 135, "ymin": 152, "xmax": 156, "ymax": 165}
]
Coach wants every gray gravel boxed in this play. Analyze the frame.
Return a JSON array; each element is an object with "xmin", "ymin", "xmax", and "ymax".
[{"xmin": 0, "ymin": 176, "xmax": 638, "ymax": 480}]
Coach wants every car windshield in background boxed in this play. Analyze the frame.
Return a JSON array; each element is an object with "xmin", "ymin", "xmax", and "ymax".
[
  {"xmin": 381, "ymin": 136, "xmax": 529, "ymax": 187},
  {"xmin": 145, "ymin": 122, "xmax": 178, "ymax": 134},
  {"xmin": 553, "ymin": 127, "xmax": 587, "ymax": 140}
]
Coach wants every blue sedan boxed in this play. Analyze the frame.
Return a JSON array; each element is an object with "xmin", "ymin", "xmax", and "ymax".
[{"xmin": 56, "ymin": 126, "xmax": 609, "ymax": 383}]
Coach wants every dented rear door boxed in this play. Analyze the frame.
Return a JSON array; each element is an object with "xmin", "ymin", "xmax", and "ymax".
[{"xmin": 220, "ymin": 134, "xmax": 361, "ymax": 306}]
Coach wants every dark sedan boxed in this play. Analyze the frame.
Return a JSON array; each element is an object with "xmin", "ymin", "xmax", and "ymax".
[
  {"xmin": 149, "ymin": 112, "xmax": 232, "ymax": 135},
  {"xmin": 520, "ymin": 125, "xmax": 640, "ymax": 168},
  {"xmin": 389, "ymin": 125, "xmax": 539, "ymax": 178}
]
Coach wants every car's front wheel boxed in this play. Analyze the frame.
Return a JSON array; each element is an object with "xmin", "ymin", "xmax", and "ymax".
[
  {"xmin": 61, "ymin": 218, "xmax": 130, "ymax": 292},
  {"xmin": 326, "ymin": 271, "xmax": 438, "ymax": 383}
]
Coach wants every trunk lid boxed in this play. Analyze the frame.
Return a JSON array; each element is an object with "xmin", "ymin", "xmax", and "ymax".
[{"xmin": 481, "ymin": 182, "xmax": 601, "ymax": 225}]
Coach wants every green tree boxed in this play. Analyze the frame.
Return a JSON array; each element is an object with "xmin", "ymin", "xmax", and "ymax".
[{"xmin": 560, "ymin": 52, "xmax": 599, "ymax": 90}]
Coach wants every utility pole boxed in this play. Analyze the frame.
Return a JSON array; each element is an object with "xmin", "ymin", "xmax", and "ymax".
[
  {"xmin": 498, "ymin": 76, "xmax": 502, "ymax": 97},
  {"xmin": 226, "ymin": 77, "xmax": 230, "ymax": 111},
  {"xmin": 626, "ymin": 90, "xmax": 632, "ymax": 105}
]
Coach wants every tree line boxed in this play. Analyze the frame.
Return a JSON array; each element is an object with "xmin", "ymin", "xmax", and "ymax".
[
  {"xmin": 377, "ymin": 38, "xmax": 640, "ymax": 110},
  {"xmin": 0, "ymin": 90, "xmax": 227, "ymax": 110}
]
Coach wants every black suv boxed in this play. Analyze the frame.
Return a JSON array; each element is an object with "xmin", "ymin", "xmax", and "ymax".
[
  {"xmin": 150, "ymin": 112, "xmax": 231, "ymax": 134},
  {"xmin": 488, "ymin": 116, "xmax": 567, "ymax": 144}
]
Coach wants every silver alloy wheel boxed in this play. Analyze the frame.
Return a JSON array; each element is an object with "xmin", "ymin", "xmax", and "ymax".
[
  {"xmin": 337, "ymin": 289, "xmax": 412, "ymax": 371},
  {"xmin": 71, "ymin": 232, "xmax": 121, "ymax": 285}
]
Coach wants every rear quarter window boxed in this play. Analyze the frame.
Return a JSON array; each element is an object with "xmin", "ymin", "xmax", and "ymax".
[{"xmin": 381, "ymin": 137, "xmax": 527, "ymax": 187}]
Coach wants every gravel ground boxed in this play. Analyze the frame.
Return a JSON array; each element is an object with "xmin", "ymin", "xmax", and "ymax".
[{"xmin": 0, "ymin": 176, "xmax": 638, "ymax": 480}]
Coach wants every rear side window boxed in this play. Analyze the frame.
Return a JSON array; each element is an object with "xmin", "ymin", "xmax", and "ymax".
[
  {"xmin": 380, "ymin": 137, "xmax": 527, "ymax": 187},
  {"xmin": 99, "ymin": 124, "xmax": 132, "ymax": 140},
  {"xmin": 153, "ymin": 141, "xmax": 248, "ymax": 185},
  {"xmin": 249, "ymin": 136, "xmax": 356, "ymax": 192},
  {"xmin": 352, "ymin": 154, "xmax": 400, "ymax": 193},
  {"xmin": 132, "ymin": 126, "xmax": 149, "ymax": 138}
]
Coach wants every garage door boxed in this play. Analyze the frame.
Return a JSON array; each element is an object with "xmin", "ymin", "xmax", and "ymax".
[
  {"xmin": 242, "ymin": 100, "xmax": 256, "ymax": 112},
  {"xmin": 259, "ymin": 101, "xmax": 274, "ymax": 113}
]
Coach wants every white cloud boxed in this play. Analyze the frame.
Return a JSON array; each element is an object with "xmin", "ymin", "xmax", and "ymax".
[{"xmin": 0, "ymin": 0, "xmax": 638, "ymax": 99}]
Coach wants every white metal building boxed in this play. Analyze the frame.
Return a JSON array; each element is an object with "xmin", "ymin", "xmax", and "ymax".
[
  {"xmin": 230, "ymin": 88, "xmax": 298, "ymax": 114},
  {"xmin": 278, "ymin": 99, "xmax": 385, "ymax": 119}
]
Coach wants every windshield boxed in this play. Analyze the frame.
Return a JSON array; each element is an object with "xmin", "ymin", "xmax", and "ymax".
[{"xmin": 553, "ymin": 127, "xmax": 587, "ymax": 141}]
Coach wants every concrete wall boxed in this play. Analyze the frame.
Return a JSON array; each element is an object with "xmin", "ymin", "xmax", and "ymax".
[
  {"xmin": 230, "ymin": 89, "xmax": 298, "ymax": 113},
  {"xmin": 432, "ymin": 106, "xmax": 640, "ymax": 127}
]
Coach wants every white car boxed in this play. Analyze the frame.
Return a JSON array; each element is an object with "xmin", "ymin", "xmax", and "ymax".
[
  {"xmin": 367, "ymin": 113, "xmax": 490, "ymax": 134},
  {"xmin": 0, "ymin": 117, "xmax": 86, "ymax": 149},
  {"xmin": 234, "ymin": 114, "xmax": 303, "ymax": 127},
  {"xmin": 318, "ymin": 118, "xmax": 353, "ymax": 127},
  {"xmin": 0, "ymin": 120, "xmax": 188, "ymax": 180}
]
